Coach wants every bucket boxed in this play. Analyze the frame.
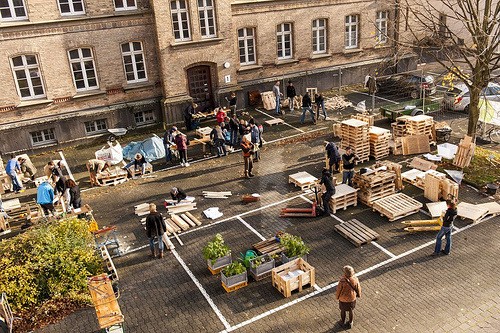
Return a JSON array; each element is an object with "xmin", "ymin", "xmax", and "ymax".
[{"xmin": 486, "ymin": 183, "xmax": 499, "ymax": 195}]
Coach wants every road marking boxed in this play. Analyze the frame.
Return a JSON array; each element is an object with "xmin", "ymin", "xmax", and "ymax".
[
  {"xmin": 350, "ymin": 90, "xmax": 399, "ymax": 104},
  {"xmin": 236, "ymin": 216, "xmax": 266, "ymax": 241},
  {"xmin": 255, "ymin": 108, "xmax": 304, "ymax": 133},
  {"xmin": 313, "ymin": 284, "xmax": 322, "ymax": 292},
  {"xmin": 371, "ymin": 241, "xmax": 396, "ymax": 258},
  {"xmin": 171, "ymin": 249, "xmax": 231, "ymax": 330}
]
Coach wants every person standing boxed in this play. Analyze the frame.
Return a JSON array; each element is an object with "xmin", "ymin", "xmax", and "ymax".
[
  {"xmin": 163, "ymin": 126, "xmax": 177, "ymax": 164},
  {"xmin": 319, "ymin": 169, "xmax": 335, "ymax": 216},
  {"xmin": 335, "ymin": 265, "xmax": 361, "ymax": 329},
  {"xmin": 325, "ymin": 142, "xmax": 341, "ymax": 174},
  {"xmin": 273, "ymin": 80, "xmax": 281, "ymax": 115},
  {"xmin": 65, "ymin": 179, "xmax": 82, "ymax": 214},
  {"xmin": 5, "ymin": 154, "xmax": 24, "ymax": 193},
  {"xmin": 225, "ymin": 92, "xmax": 238, "ymax": 117},
  {"xmin": 174, "ymin": 133, "xmax": 189, "ymax": 167},
  {"xmin": 184, "ymin": 102, "xmax": 197, "ymax": 131},
  {"xmin": 301, "ymin": 91, "xmax": 316, "ymax": 125},
  {"xmin": 48, "ymin": 160, "xmax": 66, "ymax": 195},
  {"xmin": 342, "ymin": 147, "xmax": 358, "ymax": 186},
  {"xmin": 37, "ymin": 180, "xmax": 56, "ymax": 217},
  {"xmin": 431, "ymin": 199, "xmax": 457, "ymax": 256},
  {"xmin": 229, "ymin": 114, "xmax": 239, "ymax": 147},
  {"xmin": 286, "ymin": 81, "xmax": 297, "ymax": 112},
  {"xmin": 315, "ymin": 93, "xmax": 327, "ymax": 120},
  {"xmin": 250, "ymin": 122, "xmax": 261, "ymax": 161},
  {"xmin": 216, "ymin": 107, "xmax": 226, "ymax": 127},
  {"xmin": 145, "ymin": 203, "xmax": 166, "ymax": 258},
  {"xmin": 18, "ymin": 157, "xmax": 37, "ymax": 180},
  {"xmin": 241, "ymin": 136, "xmax": 254, "ymax": 178},
  {"xmin": 210, "ymin": 125, "xmax": 228, "ymax": 157}
]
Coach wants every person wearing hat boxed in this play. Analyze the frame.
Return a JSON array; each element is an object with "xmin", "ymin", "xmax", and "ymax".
[
  {"xmin": 170, "ymin": 187, "xmax": 187, "ymax": 203},
  {"xmin": 87, "ymin": 159, "xmax": 111, "ymax": 186},
  {"xmin": 18, "ymin": 156, "xmax": 37, "ymax": 180},
  {"xmin": 163, "ymin": 126, "xmax": 178, "ymax": 163},
  {"xmin": 124, "ymin": 153, "xmax": 147, "ymax": 177}
]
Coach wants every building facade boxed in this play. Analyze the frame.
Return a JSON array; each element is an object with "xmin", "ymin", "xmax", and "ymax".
[{"xmin": 0, "ymin": 0, "xmax": 410, "ymax": 153}]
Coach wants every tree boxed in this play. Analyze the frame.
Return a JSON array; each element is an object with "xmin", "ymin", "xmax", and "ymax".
[{"xmin": 396, "ymin": 0, "xmax": 500, "ymax": 137}]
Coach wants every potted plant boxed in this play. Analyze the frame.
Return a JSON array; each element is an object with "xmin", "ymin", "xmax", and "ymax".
[
  {"xmin": 221, "ymin": 262, "xmax": 247, "ymax": 290},
  {"xmin": 203, "ymin": 234, "xmax": 231, "ymax": 273},
  {"xmin": 249, "ymin": 254, "xmax": 276, "ymax": 280},
  {"xmin": 280, "ymin": 233, "xmax": 310, "ymax": 263}
]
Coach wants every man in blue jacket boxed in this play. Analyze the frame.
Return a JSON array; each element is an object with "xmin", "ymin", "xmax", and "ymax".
[
  {"xmin": 5, "ymin": 154, "xmax": 24, "ymax": 193},
  {"xmin": 37, "ymin": 181, "xmax": 56, "ymax": 217}
]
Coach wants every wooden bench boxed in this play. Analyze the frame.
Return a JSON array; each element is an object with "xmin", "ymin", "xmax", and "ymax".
[
  {"xmin": 265, "ymin": 118, "xmax": 284, "ymax": 126},
  {"xmin": 335, "ymin": 219, "xmax": 379, "ymax": 247}
]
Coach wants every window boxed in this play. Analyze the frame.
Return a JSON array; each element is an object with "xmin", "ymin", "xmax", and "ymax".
[
  {"xmin": 312, "ymin": 19, "xmax": 326, "ymax": 54},
  {"xmin": 58, "ymin": 0, "xmax": 85, "ymax": 15},
  {"xmin": 238, "ymin": 28, "xmax": 256, "ymax": 65},
  {"xmin": 30, "ymin": 129, "xmax": 56, "ymax": 146},
  {"xmin": 85, "ymin": 119, "xmax": 107, "ymax": 134},
  {"xmin": 134, "ymin": 110, "xmax": 155, "ymax": 125},
  {"xmin": 68, "ymin": 48, "xmax": 98, "ymax": 91},
  {"xmin": 121, "ymin": 41, "xmax": 147, "ymax": 83},
  {"xmin": 376, "ymin": 11, "xmax": 388, "ymax": 44},
  {"xmin": 0, "ymin": 0, "xmax": 27, "ymax": 21},
  {"xmin": 171, "ymin": 0, "xmax": 191, "ymax": 41},
  {"xmin": 198, "ymin": 0, "xmax": 216, "ymax": 38},
  {"xmin": 277, "ymin": 23, "xmax": 293, "ymax": 59},
  {"xmin": 11, "ymin": 55, "xmax": 45, "ymax": 100},
  {"xmin": 114, "ymin": 0, "xmax": 136, "ymax": 11},
  {"xmin": 345, "ymin": 15, "xmax": 358, "ymax": 49}
]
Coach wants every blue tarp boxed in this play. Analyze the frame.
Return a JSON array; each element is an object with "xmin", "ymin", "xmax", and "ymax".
[{"xmin": 122, "ymin": 134, "xmax": 165, "ymax": 162}]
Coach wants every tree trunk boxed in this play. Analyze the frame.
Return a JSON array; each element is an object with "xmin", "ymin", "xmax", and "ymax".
[{"xmin": 467, "ymin": 85, "xmax": 481, "ymax": 137}]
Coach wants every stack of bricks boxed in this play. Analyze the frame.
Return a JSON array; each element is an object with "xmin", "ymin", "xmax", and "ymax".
[
  {"xmin": 406, "ymin": 115, "xmax": 434, "ymax": 143},
  {"xmin": 340, "ymin": 118, "xmax": 370, "ymax": 163},
  {"xmin": 352, "ymin": 170, "xmax": 396, "ymax": 206},
  {"xmin": 369, "ymin": 126, "xmax": 391, "ymax": 160}
]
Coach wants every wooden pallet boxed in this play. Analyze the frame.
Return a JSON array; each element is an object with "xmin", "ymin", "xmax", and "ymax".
[
  {"xmin": 335, "ymin": 219, "xmax": 379, "ymax": 247},
  {"xmin": 372, "ymin": 193, "xmax": 423, "ymax": 222},
  {"xmin": 96, "ymin": 169, "xmax": 128, "ymax": 186},
  {"xmin": 222, "ymin": 281, "xmax": 247, "ymax": 293},
  {"xmin": 327, "ymin": 184, "xmax": 358, "ymax": 213},
  {"xmin": 477, "ymin": 202, "xmax": 500, "ymax": 217},
  {"xmin": 288, "ymin": 171, "xmax": 318, "ymax": 191},
  {"xmin": 265, "ymin": 118, "xmax": 284, "ymax": 126},
  {"xmin": 457, "ymin": 202, "xmax": 489, "ymax": 224},
  {"xmin": 253, "ymin": 237, "xmax": 282, "ymax": 256}
]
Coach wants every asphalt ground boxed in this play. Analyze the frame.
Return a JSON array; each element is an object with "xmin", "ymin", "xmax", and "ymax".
[{"xmin": 3, "ymin": 87, "xmax": 499, "ymax": 333}]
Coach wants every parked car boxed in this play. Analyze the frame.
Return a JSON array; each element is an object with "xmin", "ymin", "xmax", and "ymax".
[
  {"xmin": 376, "ymin": 73, "xmax": 437, "ymax": 99},
  {"xmin": 442, "ymin": 82, "xmax": 500, "ymax": 112}
]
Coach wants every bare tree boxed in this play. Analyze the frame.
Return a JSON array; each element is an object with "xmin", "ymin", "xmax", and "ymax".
[{"xmin": 396, "ymin": 0, "xmax": 500, "ymax": 136}]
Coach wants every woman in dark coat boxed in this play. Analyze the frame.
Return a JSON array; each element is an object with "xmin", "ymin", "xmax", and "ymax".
[
  {"xmin": 146, "ymin": 203, "xmax": 166, "ymax": 258},
  {"xmin": 65, "ymin": 179, "xmax": 82, "ymax": 209}
]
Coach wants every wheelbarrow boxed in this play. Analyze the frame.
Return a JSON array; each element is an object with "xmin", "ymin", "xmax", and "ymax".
[{"xmin": 436, "ymin": 127, "xmax": 452, "ymax": 142}]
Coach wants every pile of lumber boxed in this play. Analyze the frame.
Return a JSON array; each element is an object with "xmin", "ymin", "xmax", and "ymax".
[
  {"xmin": 324, "ymin": 95, "xmax": 352, "ymax": 110},
  {"xmin": 374, "ymin": 160, "xmax": 403, "ymax": 191},
  {"xmin": 369, "ymin": 126, "xmax": 391, "ymax": 160},
  {"xmin": 391, "ymin": 116, "xmax": 410, "ymax": 138},
  {"xmin": 203, "ymin": 191, "xmax": 232, "ymax": 199},
  {"xmin": 352, "ymin": 112, "xmax": 374, "ymax": 126},
  {"xmin": 453, "ymin": 135, "xmax": 475, "ymax": 168},
  {"xmin": 406, "ymin": 115, "xmax": 434, "ymax": 142},
  {"xmin": 352, "ymin": 170, "xmax": 395, "ymax": 206},
  {"xmin": 340, "ymin": 119, "xmax": 370, "ymax": 163},
  {"xmin": 261, "ymin": 91, "xmax": 276, "ymax": 110}
]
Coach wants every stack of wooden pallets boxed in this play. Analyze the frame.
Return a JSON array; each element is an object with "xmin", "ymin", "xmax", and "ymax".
[
  {"xmin": 95, "ymin": 168, "xmax": 128, "ymax": 186},
  {"xmin": 260, "ymin": 91, "xmax": 276, "ymax": 110},
  {"xmin": 369, "ymin": 126, "xmax": 391, "ymax": 160},
  {"xmin": 352, "ymin": 112, "xmax": 374, "ymax": 126},
  {"xmin": 352, "ymin": 170, "xmax": 396, "ymax": 206},
  {"xmin": 374, "ymin": 160, "xmax": 404, "ymax": 191},
  {"xmin": 340, "ymin": 118, "xmax": 370, "ymax": 163},
  {"xmin": 289, "ymin": 171, "xmax": 318, "ymax": 191},
  {"xmin": 391, "ymin": 116, "xmax": 410, "ymax": 138},
  {"xmin": 453, "ymin": 135, "xmax": 475, "ymax": 168},
  {"xmin": 372, "ymin": 193, "xmax": 423, "ymax": 221},
  {"xmin": 406, "ymin": 115, "xmax": 434, "ymax": 143},
  {"xmin": 327, "ymin": 184, "xmax": 358, "ymax": 213}
]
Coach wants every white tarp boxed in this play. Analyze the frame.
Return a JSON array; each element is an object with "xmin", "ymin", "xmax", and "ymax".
[
  {"xmin": 95, "ymin": 141, "xmax": 123, "ymax": 165},
  {"xmin": 478, "ymin": 99, "xmax": 500, "ymax": 126}
]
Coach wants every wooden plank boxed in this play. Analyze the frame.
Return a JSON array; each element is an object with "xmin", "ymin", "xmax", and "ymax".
[
  {"xmin": 180, "ymin": 214, "xmax": 196, "ymax": 227},
  {"xmin": 165, "ymin": 219, "xmax": 181, "ymax": 233},
  {"xmin": 185, "ymin": 212, "xmax": 202, "ymax": 226},
  {"xmin": 426, "ymin": 201, "xmax": 448, "ymax": 218},
  {"xmin": 171, "ymin": 214, "xmax": 190, "ymax": 230},
  {"xmin": 202, "ymin": 191, "xmax": 232, "ymax": 195}
]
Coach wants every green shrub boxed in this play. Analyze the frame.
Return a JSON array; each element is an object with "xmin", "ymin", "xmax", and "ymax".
[
  {"xmin": 0, "ymin": 217, "xmax": 103, "ymax": 313},
  {"xmin": 203, "ymin": 234, "xmax": 230, "ymax": 265},
  {"xmin": 280, "ymin": 233, "xmax": 310, "ymax": 258},
  {"xmin": 223, "ymin": 262, "xmax": 246, "ymax": 277}
]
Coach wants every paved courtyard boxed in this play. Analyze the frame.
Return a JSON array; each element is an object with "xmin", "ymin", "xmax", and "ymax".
[{"xmin": 25, "ymin": 93, "xmax": 499, "ymax": 333}]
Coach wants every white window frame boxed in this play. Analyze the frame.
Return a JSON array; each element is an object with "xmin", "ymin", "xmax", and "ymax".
[
  {"xmin": 198, "ymin": 0, "xmax": 216, "ymax": 38},
  {"xmin": 171, "ymin": 0, "xmax": 191, "ymax": 41},
  {"xmin": 68, "ymin": 48, "xmax": 99, "ymax": 92},
  {"xmin": 30, "ymin": 129, "xmax": 56, "ymax": 146},
  {"xmin": 0, "ymin": 0, "xmax": 27, "ymax": 21},
  {"xmin": 345, "ymin": 15, "xmax": 359, "ymax": 49},
  {"xmin": 277, "ymin": 23, "xmax": 293, "ymax": 60},
  {"xmin": 312, "ymin": 18, "xmax": 327, "ymax": 54},
  {"xmin": 58, "ymin": 0, "xmax": 85, "ymax": 15},
  {"xmin": 376, "ymin": 11, "xmax": 388, "ymax": 45},
  {"xmin": 134, "ymin": 110, "xmax": 155, "ymax": 125},
  {"xmin": 11, "ymin": 54, "xmax": 46, "ymax": 100},
  {"xmin": 238, "ymin": 27, "xmax": 256, "ymax": 65},
  {"xmin": 84, "ymin": 119, "xmax": 107, "ymax": 135},
  {"xmin": 114, "ymin": 0, "xmax": 137, "ymax": 11},
  {"xmin": 121, "ymin": 41, "xmax": 148, "ymax": 83}
]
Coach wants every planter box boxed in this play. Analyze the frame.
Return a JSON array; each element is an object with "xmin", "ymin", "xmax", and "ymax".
[
  {"xmin": 221, "ymin": 270, "xmax": 247, "ymax": 292},
  {"xmin": 272, "ymin": 258, "xmax": 315, "ymax": 298},
  {"xmin": 249, "ymin": 255, "xmax": 275, "ymax": 281},
  {"xmin": 207, "ymin": 254, "xmax": 232, "ymax": 275},
  {"xmin": 281, "ymin": 253, "xmax": 308, "ymax": 263}
]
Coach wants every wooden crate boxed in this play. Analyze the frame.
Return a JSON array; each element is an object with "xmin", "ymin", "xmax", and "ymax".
[
  {"xmin": 253, "ymin": 237, "xmax": 282, "ymax": 256},
  {"xmin": 335, "ymin": 219, "xmax": 380, "ymax": 247},
  {"xmin": 195, "ymin": 127, "xmax": 212, "ymax": 139},
  {"xmin": 289, "ymin": 171, "xmax": 318, "ymax": 191},
  {"xmin": 327, "ymin": 184, "xmax": 358, "ymax": 213},
  {"xmin": 272, "ymin": 258, "xmax": 315, "ymax": 298},
  {"xmin": 372, "ymin": 193, "xmax": 423, "ymax": 222}
]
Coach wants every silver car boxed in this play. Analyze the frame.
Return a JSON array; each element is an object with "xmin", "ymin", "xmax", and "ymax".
[{"xmin": 443, "ymin": 82, "xmax": 500, "ymax": 112}]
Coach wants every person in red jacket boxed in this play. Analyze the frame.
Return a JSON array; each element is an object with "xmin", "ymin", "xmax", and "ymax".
[
  {"xmin": 335, "ymin": 265, "xmax": 361, "ymax": 329},
  {"xmin": 174, "ymin": 133, "xmax": 189, "ymax": 167},
  {"xmin": 216, "ymin": 107, "xmax": 226, "ymax": 126}
]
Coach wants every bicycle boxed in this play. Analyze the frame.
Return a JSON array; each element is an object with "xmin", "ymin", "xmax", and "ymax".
[{"xmin": 477, "ymin": 121, "xmax": 500, "ymax": 143}]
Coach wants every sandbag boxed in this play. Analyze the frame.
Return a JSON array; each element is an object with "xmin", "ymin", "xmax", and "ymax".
[{"xmin": 95, "ymin": 140, "xmax": 123, "ymax": 165}]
